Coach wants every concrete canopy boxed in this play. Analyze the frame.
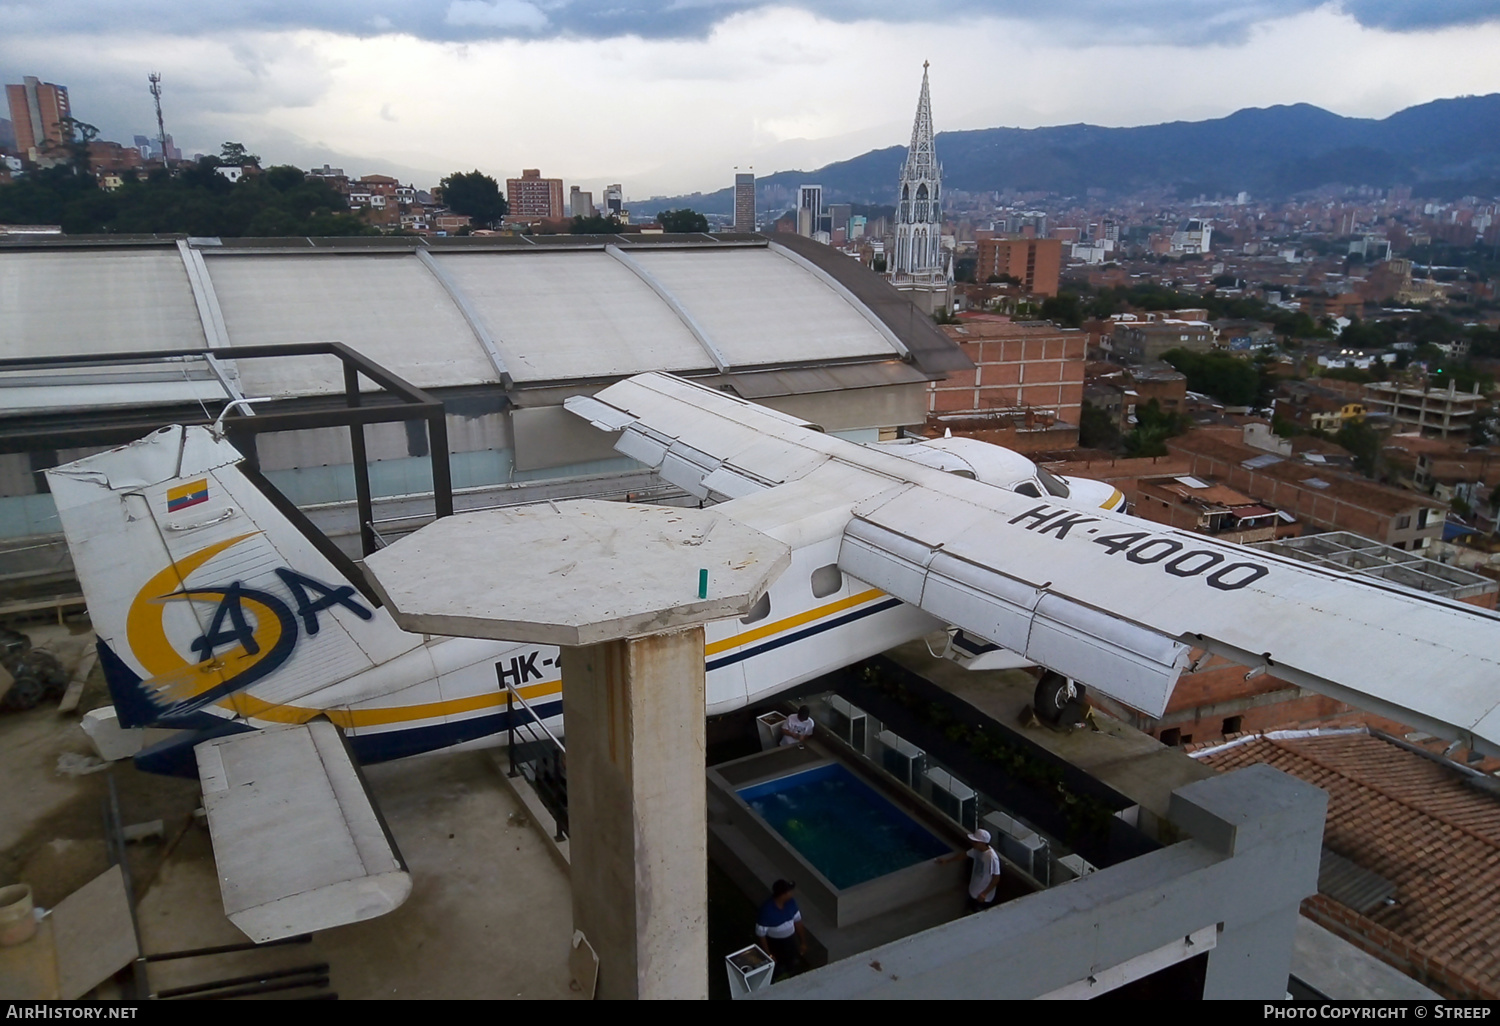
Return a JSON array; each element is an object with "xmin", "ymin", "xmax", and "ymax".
[{"xmin": 363, "ymin": 499, "xmax": 791, "ymax": 646}]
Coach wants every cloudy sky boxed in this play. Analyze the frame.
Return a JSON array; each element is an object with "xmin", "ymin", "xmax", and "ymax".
[{"xmin": 4, "ymin": 1, "xmax": 1500, "ymax": 199}]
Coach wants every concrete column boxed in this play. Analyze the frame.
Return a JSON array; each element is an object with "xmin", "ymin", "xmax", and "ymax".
[
  {"xmin": 562, "ymin": 626, "xmax": 709, "ymax": 1000},
  {"xmin": 1202, "ymin": 904, "xmax": 1302, "ymax": 999}
]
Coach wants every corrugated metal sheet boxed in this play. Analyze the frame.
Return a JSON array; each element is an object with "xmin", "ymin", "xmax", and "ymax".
[
  {"xmin": 0, "ymin": 239, "xmax": 973, "ymax": 415},
  {"xmin": 770, "ymin": 233, "xmax": 974, "ymax": 374},
  {"xmin": 204, "ymin": 253, "xmax": 497, "ymax": 394},
  {"xmin": 1318, "ymin": 846, "xmax": 1397, "ymax": 914},
  {"xmin": 433, "ymin": 251, "xmax": 709, "ymax": 382},
  {"xmin": 630, "ymin": 248, "xmax": 894, "ymax": 367},
  {"xmin": 711, "ymin": 360, "xmax": 931, "ymax": 399},
  {"xmin": 0, "ymin": 250, "xmax": 207, "ymax": 356}
]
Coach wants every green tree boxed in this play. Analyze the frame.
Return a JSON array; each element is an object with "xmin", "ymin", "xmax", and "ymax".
[
  {"xmin": 43, "ymin": 117, "xmax": 99, "ymax": 176},
  {"xmin": 1040, "ymin": 292, "xmax": 1083, "ymax": 329},
  {"xmin": 1161, "ymin": 349, "xmax": 1260, "ymax": 406},
  {"xmin": 0, "ymin": 156, "xmax": 376, "ymax": 236},
  {"xmin": 1335, "ymin": 419, "xmax": 1382, "ymax": 478},
  {"xmin": 1079, "ymin": 400, "xmax": 1122, "ymax": 451},
  {"xmin": 439, "ymin": 170, "xmax": 507, "ymax": 228},
  {"xmin": 218, "ymin": 141, "xmax": 260, "ymax": 168},
  {"xmin": 1117, "ymin": 400, "xmax": 1192, "ymax": 458},
  {"xmin": 658, "ymin": 208, "xmax": 709, "ymax": 233},
  {"xmin": 569, "ymin": 213, "xmax": 624, "ymax": 234}
]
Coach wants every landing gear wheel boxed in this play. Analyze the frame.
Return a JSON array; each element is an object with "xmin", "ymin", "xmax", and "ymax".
[{"xmin": 1034, "ymin": 671, "xmax": 1088, "ymax": 727}]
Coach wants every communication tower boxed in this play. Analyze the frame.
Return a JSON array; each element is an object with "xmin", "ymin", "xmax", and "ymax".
[{"xmin": 148, "ymin": 73, "xmax": 167, "ymax": 165}]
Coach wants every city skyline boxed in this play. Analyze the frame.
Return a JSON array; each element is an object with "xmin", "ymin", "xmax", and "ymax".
[{"xmin": 4, "ymin": 3, "xmax": 1500, "ymax": 197}]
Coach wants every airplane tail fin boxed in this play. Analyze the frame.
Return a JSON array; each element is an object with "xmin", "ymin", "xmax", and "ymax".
[{"xmin": 47, "ymin": 426, "xmax": 422, "ymax": 729}]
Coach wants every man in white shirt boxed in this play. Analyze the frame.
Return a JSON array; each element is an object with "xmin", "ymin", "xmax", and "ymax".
[
  {"xmin": 937, "ymin": 829, "xmax": 1001, "ymax": 912},
  {"xmin": 779, "ymin": 705, "xmax": 814, "ymax": 746}
]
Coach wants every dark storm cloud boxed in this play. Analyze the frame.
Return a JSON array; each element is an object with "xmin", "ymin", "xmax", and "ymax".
[
  {"xmin": 2, "ymin": 0, "xmax": 1497, "ymax": 43},
  {"xmin": 1341, "ymin": 0, "xmax": 1500, "ymax": 31}
]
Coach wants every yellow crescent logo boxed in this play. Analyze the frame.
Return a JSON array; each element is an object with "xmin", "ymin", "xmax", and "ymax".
[{"xmin": 124, "ymin": 533, "xmax": 291, "ymax": 712}]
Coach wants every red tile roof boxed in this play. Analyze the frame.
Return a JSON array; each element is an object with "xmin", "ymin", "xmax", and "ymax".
[{"xmin": 1197, "ymin": 732, "xmax": 1500, "ymax": 998}]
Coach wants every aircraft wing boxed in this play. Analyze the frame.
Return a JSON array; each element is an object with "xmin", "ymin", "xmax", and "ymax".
[
  {"xmin": 573, "ymin": 373, "xmax": 1500, "ymax": 757},
  {"xmin": 196, "ymin": 721, "xmax": 410, "ymax": 942}
]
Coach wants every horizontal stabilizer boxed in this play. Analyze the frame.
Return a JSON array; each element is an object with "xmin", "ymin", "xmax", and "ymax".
[{"xmin": 195, "ymin": 721, "xmax": 410, "ymax": 942}]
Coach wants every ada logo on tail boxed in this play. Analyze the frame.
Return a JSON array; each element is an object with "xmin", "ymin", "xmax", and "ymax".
[{"xmin": 125, "ymin": 533, "xmax": 372, "ymax": 718}]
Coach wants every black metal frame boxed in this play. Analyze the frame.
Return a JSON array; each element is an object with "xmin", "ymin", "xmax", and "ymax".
[
  {"xmin": 0, "ymin": 342, "xmax": 454, "ymax": 556},
  {"xmin": 502, "ymin": 669, "xmax": 569, "ymax": 841}
]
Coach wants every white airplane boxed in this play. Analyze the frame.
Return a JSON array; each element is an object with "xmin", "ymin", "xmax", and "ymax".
[
  {"xmin": 44, "ymin": 371, "xmax": 1500, "ymax": 939},
  {"xmin": 46, "ymin": 420, "xmax": 1125, "ymax": 779}
]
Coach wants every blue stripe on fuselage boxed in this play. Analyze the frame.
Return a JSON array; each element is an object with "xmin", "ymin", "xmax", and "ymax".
[
  {"xmin": 346, "ymin": 700, "xmax": 564, "ymax": 764},
  {"xmin": 705, "ymin": 597, "xmax": 904, "ymax": 671}
]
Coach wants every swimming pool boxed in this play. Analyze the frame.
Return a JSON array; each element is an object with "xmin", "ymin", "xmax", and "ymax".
[{"xmin": 737, "ymin": 763, "xmax": 950, "ymax": 889}]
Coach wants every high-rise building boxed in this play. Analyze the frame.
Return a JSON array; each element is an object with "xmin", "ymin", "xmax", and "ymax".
[
  {"xmin": 891, "ymin": 63, "xmax": 944, "ymax": 281},
  {"xmin": 797, "ymin": 184, "xmax": 822, "ymax": 238},
  {"xmin": 603, "ymin": 184, "xmax": 623, "ymax": 216},
  {"xmin": 506, "ymin": 169, "xmax": 565, "ymax": 220},
  {"xmin": 827, "ymin": 203, "xmax": 852, "ymax": 238},
  {"xmin": 5, "ymin": 76, "xmax": 70, "ymax": 162},
  {"xmin": 733, "ymin": 172, "xmax": 755, "ymax": 232},
  {"xmin": 0, "ymin": 118, "xmax": 14, "ymax": 154},
  {"xmin": 975, "ymin": 238, "xmax": 1062, "ymax": 297},
  {"xmin": 570, "ymin": 186, "xmax": 595, "ymax": 219},
  {"xmin": 132, "ymin": 132, "xmax": 181, "ymax": 164}
]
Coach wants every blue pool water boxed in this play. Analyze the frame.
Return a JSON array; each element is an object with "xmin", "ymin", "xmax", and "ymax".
[{"xmin": 738, "ymin": 763, "xmax": 949, "ymax": 889}]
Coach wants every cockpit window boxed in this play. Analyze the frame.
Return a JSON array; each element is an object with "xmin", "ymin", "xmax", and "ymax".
[
  {"xmin": 1014, "ymin": 482, "xmax": 1041, "ymax": 498},
  {"xmin": 1036, "ymin": 465, "xmax": 1071, "ymax": 498}
]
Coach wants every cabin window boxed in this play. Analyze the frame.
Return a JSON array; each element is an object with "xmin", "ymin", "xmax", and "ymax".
[
  {"xmin": 1036, "ymin": 465, "xmax": 1071, "ymax": 498},
  {"xmin": 811, "ymin": 564, "xmax": 843, "ymax": 599},
  {"xmin": 1014, "ymin": 482, "xmax": 1041, "ymax": 498},
  {"xmin": 741, "ymin": 592, "xmax": 771, "ymax": 625}
]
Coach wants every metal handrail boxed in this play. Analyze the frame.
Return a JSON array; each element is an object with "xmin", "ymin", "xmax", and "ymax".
[
  {"xmin": 502, "ymin": 680, "xmax": 565, "ymax": 753},
  {"xmin": 502, "ymin": 672, "xmax": 568, "ymax": 841}
]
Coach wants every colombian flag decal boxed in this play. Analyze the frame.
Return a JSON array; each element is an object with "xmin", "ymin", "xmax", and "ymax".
[{"xmin": 166, "ymin": 479, "xmax": 209, "ymax": 513}]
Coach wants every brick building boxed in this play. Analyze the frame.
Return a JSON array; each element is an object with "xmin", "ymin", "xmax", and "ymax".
[
  {"xmin": 973, "ymin": 237, "xmax": 1061, "ymax": 297},
  {"xmin": 1127, "ymin": 363, "xmax": 1188, "ymax": 414},
  {"xmin": 506, "ymin": 168, "xmax": 564, "ymax": 221},
  {"xmin": 1114, "ymin": 319, "xmax": 1217, "ymax": 362},
  {"xmin": 928, "ymin": 317, "xmax": 1084, "ymax": 450},
  {"xmin": 1134, "ymin": 475, "xmax": 1290, "ymax": 544},
  {"xmin": 1167, "ymin": 426, "xmax": 1447, "ymax": 549},
  {"xmin": 86, "ymin": 141, "xmax": 143, "ymax": 175},
  {"xmin": 5, "ymin": 76, "xmax": 69, "ymax": 162},
  {"xmin": 356, "ymin": 174, "xmax": 401, "ymax": 198}
]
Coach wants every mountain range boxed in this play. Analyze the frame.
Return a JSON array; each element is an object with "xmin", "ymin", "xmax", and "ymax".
[{"xmin": 632, "ymin": 94, "xmax": 1500, "ymax": 217}]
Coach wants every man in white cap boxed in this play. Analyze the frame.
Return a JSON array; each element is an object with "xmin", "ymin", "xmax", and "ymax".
[{"xmin": 937, "ymin": 829, "xmax": 1002, "ymax": 912}]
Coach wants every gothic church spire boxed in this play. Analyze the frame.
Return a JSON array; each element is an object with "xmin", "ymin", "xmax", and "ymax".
[
  {"xmin": 892, "ymin": 62, "xmax": 944, "ymax": 281},
  {"xmin": 904, "ymin": 61, "xmax": 938, "ymax": 182}
]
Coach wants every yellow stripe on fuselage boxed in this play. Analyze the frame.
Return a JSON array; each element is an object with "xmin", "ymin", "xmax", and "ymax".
[
  {"xmin": 218, "ymin": 678, "xmax": 564, "ymax": 727},
  {"xmin": 220, "ymin": 588, "xmax": 892, "ymax": 730},
  {"xmin": 704, "ymin": 588, "xmax": 885, "ymax": 657}
]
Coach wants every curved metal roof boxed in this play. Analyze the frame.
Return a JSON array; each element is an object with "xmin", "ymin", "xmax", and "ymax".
[{"xmin": 0, "ymin": 234, "xmax": 970, "ymax": 414}]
